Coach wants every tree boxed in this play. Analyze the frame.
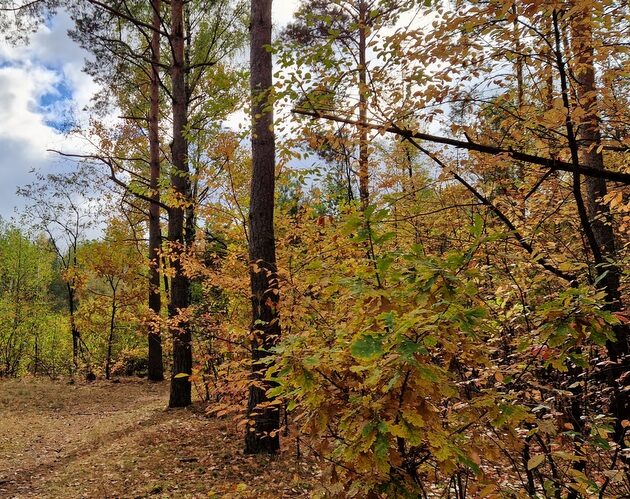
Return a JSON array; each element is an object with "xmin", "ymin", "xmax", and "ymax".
[
  {"xmin": 18, "ymin": 167, "xmax": 99, "ymax": 375},
  {"xmin": 245, "ymin": 0, "xmax": 280, "ymax": 454},
  {"xmin": 284, "ymin": 0, "xmax": 415, "ymax": 209},
  {"xmin": 147, "ymin": 0, "xmax": 164, "ymax": 382},
  {"xmin": 279, "ymin": 0, "xmax": 630, "ymax": 494},
  {"xmin": 0, "ymin": 0, "xmax": 58, "ymax": 42},
  {"xmin": 67, "ymin": 0, "xmax": 169, "ymax": 380},
  {"xmin": 77, "ymin": 218, "xmax": 145, "ymax": 379},
  {"xmin": 167, "ymin": 0, "xmax": 247, "ymax": 407},
  {"xmin": 166, "ymin": 0, "xmax": 193, "ymax": 407},
  {"xmin": 69, "ymin": 0, "xmax": 247, "ymax": 403},
  {"xmin": 0, "ymin": 223, "xmax": 57, "ymax": 376}
]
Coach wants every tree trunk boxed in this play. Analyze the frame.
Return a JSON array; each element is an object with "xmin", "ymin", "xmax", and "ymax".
[
  {"xmin": 357, "ymin": 0, "xmax": 369, "ymax": 209},
  {"xmin": 570, "ymin": 8, "xmax": 622, "ymax": 319},
  {"xmin": 245, "ymin": 0, "xmax": 280, "ymax": 455},
  {"xmin": 184, "ymin": 3, "xmax": 196, "ymax": 250},
  {"xmin": 512, "ymin": 1, "xmax": 523, "ymax": 109},
  {"xmin": 544, "ymin": 15, "xmax": 554, "ymax": 112},
  {"xmin": 105, "ymin": 292, "xmax": 116, "ymax": 380},
  {"xmin": 68, "ymin": 282, "xmax": 79, "ymax": 373},
  {"xmin": 569, "ymin": 5, "xmax": 628, "ymax": 447},
  {"xmin": 147, "ymin": 0, "xmax": 164, "ymax": 382},
  {"xmin": 168, "ymin": 0, "xmax": 192, "ymax": 408},
  {"xmin": 33, "ymin": 334, "xmax": 39, "ymax": 375}
]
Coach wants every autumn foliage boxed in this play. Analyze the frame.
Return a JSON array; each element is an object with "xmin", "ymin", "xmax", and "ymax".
[{"xmin": 1, "ymin": 0, "xmax": 628, "ymax": 496}]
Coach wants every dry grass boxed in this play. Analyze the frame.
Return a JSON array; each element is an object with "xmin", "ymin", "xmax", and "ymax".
[{"xmin": 0, "ymin": 377, "xmax": 317, "ymax": 498}]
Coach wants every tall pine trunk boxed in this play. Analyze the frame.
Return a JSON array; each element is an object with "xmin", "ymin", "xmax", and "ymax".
[
  {"xmin": 357, "ymin": 0, "xmax": 369, "ymax": 209},
  {"xmin": 184, "ymin": 4, "xmax": 196, "ymax": 253},
  {"xmin": 245, "ymin": 0, "xmax": 280, "ymax": 455},
  {"xmin": 569, "ymin": 6, "xmax": 628, "ymax": 447},
  {"xmin": 168, "ymin": 0, "xmax": 192, "ymax": 408},
  {"xmin": 147, "ymin": 0, "xmax": 164, "ymax": 382}
]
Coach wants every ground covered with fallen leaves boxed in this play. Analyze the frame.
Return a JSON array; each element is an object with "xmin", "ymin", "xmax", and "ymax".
[{"xmin": 0, "ymin": 377, "xmax": 318, "ymax": 498}]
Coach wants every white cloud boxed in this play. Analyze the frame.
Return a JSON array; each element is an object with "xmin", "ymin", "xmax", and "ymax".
[
  {"xmin": 0, "ymin": 65, "xmax": 58, "ymax": 144},
  {"xmin": 0, "ymin": 9, "xmax": 96, "ymax": 220},
  {"xmin": 0, "ymin": 63, "xmax": 67, "ymax": 218},
  {"xmin": 273, "ymin": 0, "xmax": 300, "ymax": 28},
  {"xmin": 0, "ymin": 0, "xmax": 302, "ymax": 219}
]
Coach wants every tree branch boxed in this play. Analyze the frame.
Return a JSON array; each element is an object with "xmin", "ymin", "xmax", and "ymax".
[
  {"xmin": 404, "ymin": 137, "xmax": 576, "ymax": 283},
  {"xmin": 292, "ymin": 108, "xmax": 630, "ymax": 185},
  {"xmin": 47, "ymin": 149, "xmax": 171, "ymax": 212}
]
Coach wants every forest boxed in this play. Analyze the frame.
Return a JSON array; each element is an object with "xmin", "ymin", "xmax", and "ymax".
[{"xmin": 0, "ymin": 0, "xmax": 628, "ymax": 497}]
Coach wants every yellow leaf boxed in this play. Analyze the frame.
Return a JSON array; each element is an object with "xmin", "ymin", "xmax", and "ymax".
[
  {"xmin": 527, "ymin": 455, "xmax": 545, "ymax": 470},
  {"xmin": 479, "ymin": 484, "xmax": 497, "ymax": 497}
]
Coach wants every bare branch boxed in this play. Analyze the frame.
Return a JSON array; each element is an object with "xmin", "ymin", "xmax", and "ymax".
[{"xmin": 292, "ymin": 108, "xmax": 630, "ymax": 185}]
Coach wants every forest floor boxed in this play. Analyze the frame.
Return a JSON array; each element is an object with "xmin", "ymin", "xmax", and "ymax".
[{"xmin": 0, "ymin": 377, "xmax": 318, "ymax": 498}]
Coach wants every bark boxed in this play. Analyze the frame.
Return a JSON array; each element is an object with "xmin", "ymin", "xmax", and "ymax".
[
  {"xmin": 570, "ymin": 8, "xmax": 623, "ymax": 318},
  {"xmin": 168, "ymin": 0, "xmax": 192, "ymax": 408},
  {"xmin": 544, "ymin": 15, "xmax": 554, "ymax": 112},
  {"xmin": 569, "ymin": 6, "xmax": 629, "ymax": 448},
  {"xmin": 67, "ymin": 282, "xmax": 80, "ymax": 373},
  {"xmin": 33, "ymin": 334, "xmax": 39, "ymax": 375},
  {"xmin": 245, "ymin": 0, "xmax": 280, "ymax": 455},
  {"xmin": 512, "ymin": 1, "xmax": 523, "ymax": 109},
  {"xmin": 184, "ymin": 3, "xmax": 196, "ymax": 250},
  {"xmin": 357, "ymin": 0, "xmax": 369, "ymax": 209},
  {"xmin": 105, "ymin": 291, "xmax": 116, "ymax": 380},
  {"xmin": 147, "ymin": 0, "xmax": 164, "ymax": 382}
]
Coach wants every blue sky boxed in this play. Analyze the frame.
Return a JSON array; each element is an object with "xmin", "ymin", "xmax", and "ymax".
[{"xmin": 0, "ymin": 3, "xmax": 300, "ymax": 222}]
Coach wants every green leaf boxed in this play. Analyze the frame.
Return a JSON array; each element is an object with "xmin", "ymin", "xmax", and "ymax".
[
  {"xmin": 418, "ymin": 365, "xmax": 439, "ymax": 382},
  {"xmin": 527, "ymin": 455, "xmax": 545, "ymax": 470},
  {"xmin": 471, "ymin": 213, "xmax": 484, "ymax": 237},
  {"xmin": 423, "ymin": 335, "xmax": 438, "ymax": 348},
  {"xmin": 383, "ymin": 311, "xmax": 396, "ymax": 330},
  {"xmin": 374, "ymin": 432, "xmax": 389, "ymax": 461},
  {"xmin": 457, "ymin": 451, "xmax": 481, "ymax": 475},
  {"xmin": 350, "ymin": 334, "xmax": 384, "ymax": 360},
  {"xmin": 376, "ymin": 255, "xmax": 394, "ymax": 273},
  {"xmin": 398, "ymin": 339, "xmax": 427, "ymax": 361}
]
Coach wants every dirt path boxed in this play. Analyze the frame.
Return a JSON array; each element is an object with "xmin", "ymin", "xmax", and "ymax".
[{"xmin": 0, "ymin": 378, "xmax": 316, "ymax": 498}]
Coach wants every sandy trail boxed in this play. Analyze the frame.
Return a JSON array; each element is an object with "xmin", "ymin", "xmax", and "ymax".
[{"xmin": 0, "ymin": 378, "xmax": 315, "ymax": 498}]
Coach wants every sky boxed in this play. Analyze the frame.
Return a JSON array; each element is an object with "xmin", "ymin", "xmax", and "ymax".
[
  {"xmin": 0, "ymin": 9, "xmax": 96, "ymax": 221},
  {"xmin": 0, "ymin": 2, "xmax": 301, "ymax": 221}
]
